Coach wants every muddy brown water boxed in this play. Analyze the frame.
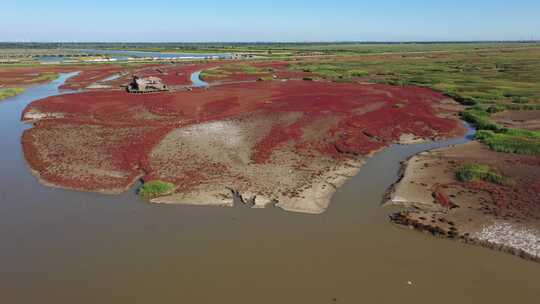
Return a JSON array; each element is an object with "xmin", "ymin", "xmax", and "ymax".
[{"xmin": 1, "ymin": 74, "xmax": 539, "ymax": 304}]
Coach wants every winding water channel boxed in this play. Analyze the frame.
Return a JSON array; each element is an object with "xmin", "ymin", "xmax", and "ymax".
[
  {"xmin": 190, "ymin": 71, "xmax": 210, "ymax": 88},
  {"xmin": 1, "ymin": 74, "xmax": 539, "ymax": 303}
]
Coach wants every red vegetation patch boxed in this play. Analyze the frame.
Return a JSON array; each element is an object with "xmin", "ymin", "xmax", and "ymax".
[
  {"xmin": 0, "ymin": 66, "xmax": 67, "ymax": 86},
  {"xmin": 0, "ymin": 65, "xmax": 135, "ymax": 90},
  {"xmin": 432, "ymin": 184, "xmax": 452, "ymax": 207},
  {"xmin": 0, "ymin": 63, "xmax": 211, "ymax": 91},
  {"xmin": 59, "ymin": 65, "xmax": 127, "ymax": 90},
  {"xmin": 21, "ymin": 121, "xmax": 159, "ymax": 192},
  {"xmin": 22, "ymin": 66, "xmax": 465, "ymax": 193},
  {"xmin": 134, "ymin": 62, "xmax": 224, "ymax": 86}
]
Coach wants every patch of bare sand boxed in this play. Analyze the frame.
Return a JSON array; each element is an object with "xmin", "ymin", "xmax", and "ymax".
[
  {"xmin": 148, "ymin": 113, "xmax": 366, "ymax": 214},
  {"xmin": 22, "ymin": 108, "xmax": 65, "ymax": 122},
  {"xmin": 397, "ymin": 133, "xmax": 427, "ymax": 145},
  {"xmin": 386, "ymin": 141, "xmax": 540, "ymax": 261}
]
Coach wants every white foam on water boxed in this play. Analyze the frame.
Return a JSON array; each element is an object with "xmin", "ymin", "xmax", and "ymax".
[{"xmin": 473, "ymin": 222, "xmax": 540, "ymax": 258}]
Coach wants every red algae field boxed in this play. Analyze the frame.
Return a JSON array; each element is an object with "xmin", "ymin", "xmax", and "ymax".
[
  {"xmin": 0, "ymin": 66, "xmax": 68, "ymax": 86},
  {"xmin": 0, "ymin": 62, "xmax": 225, "ymax": 92},
  {"xmin": 21, "ymin": 62, "xmax": 465, "ymax": 214}
]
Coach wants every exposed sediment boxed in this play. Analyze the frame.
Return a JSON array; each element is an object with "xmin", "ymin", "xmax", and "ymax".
[
  {"xmin": 386, "ymin": 141, "xmax": 540, "ymax": 261},
  {"xmin": 21, "ymin": 63, "xmax": 465, "ymax": 214}
]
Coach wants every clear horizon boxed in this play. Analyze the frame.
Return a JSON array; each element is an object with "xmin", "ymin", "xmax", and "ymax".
[
  {"xmin": 2, "ymin": 0, "xmax": 540, "ymax": 42},
  {"xmin": 2, "ymin": 40, "xmax": 540, "ymax": 44}
]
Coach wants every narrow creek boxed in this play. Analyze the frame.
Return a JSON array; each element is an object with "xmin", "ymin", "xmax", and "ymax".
[
  {"xmin": 1, "ymin": 74, "xmax": 539, "ymax": 303},
  {"xmin": 190, "ymin": 70, "xmax": 209, "ymax": 88}
]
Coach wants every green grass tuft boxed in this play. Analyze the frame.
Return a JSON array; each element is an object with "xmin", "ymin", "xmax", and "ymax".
[
  {"xmin": 238, "ymin": 65, "xmax": 261, "ymax": 74},
  {"xmin": 460, "ymin": 108, "xmax": 501, "ymax": 131},
  {"xmin": 200, "ymin": 69, "xmax": 229, "ymax": 80},
  {"xmin": 139, "ymin": 180, "xmax": 176, "ymax": 199},
  {"xmin": 0, "ymin": 87, "xmax": 24, "ymax": 100},
  {"xmin": 455, "ymin": 164, "xmax": 509, "ymax": 185},
  {"xmin": 33, "ymin": 72, "xmax": 59, "ymax": 83}
]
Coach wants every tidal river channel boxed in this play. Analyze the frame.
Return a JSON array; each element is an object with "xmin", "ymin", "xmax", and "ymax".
[{"xmin": 1, "ymin": 74, "xmax": 539, "ymax": 303}]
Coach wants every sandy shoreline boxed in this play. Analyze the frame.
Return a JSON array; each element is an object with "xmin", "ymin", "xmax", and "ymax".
[
  {"xmin": 146, "ymin": 116, "xmax": 369, "ymax": 214},
  {"xmin": 150, "ymin": 159, "xmax": 365, "ymax": 214},
  {"xmin": 385, "ymin": 141, "xmax": 540, "ymax": 261}
]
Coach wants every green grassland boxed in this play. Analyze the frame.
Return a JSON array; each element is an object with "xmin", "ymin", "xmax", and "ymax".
[
  {"xmin": 0, "ymin": 87, "xmax": 24, "ymax": 100},
  {"xmin": 459, "ymin": 105, "xmax": 540, "ymax": 155},
  {"xmin": 288, "ymin": 47, "xmax": 540, "ymax": 105},
  {"xmin": 200, "ymin": 63, "xmax": 266, "ymax": 80},
  {"xmin": 87, "ymin": 42, "xmax": 540, "ymax": 55},
  {"xmin": 475, "ymin": 129, "xmax": 540, "ymax": 155}
]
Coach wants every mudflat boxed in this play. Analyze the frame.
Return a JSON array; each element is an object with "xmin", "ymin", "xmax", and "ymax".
[{"xmin": 386, "ymin": 141, "xmax": 540, "ymax": 260}]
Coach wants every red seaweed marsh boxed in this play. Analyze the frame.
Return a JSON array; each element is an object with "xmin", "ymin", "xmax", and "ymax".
[{"xmin": 1, "ymin": 64, "xmax": 540, "ymax": 303}]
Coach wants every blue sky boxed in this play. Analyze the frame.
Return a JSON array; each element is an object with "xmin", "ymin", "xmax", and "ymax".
[{"xmin": 2, "ymin": 0, "xmax": 539, "ymax": 42}]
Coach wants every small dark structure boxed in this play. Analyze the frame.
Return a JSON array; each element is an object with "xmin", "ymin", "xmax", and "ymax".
[{"xmin": 127, "ymin": 76, "xmax": 168, "ymax": 93}]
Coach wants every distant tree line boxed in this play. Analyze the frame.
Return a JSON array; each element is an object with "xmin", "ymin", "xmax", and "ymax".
[{"xmin": 0, "ymin": 41, "xmax": 538, "ymax": 50}]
